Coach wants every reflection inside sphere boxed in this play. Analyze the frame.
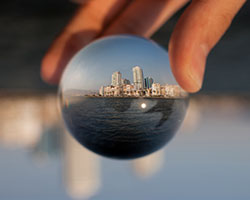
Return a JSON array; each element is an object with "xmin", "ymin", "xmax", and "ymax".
[
  {"xmin": 59, "ymin": 35, "xmax": 188, "ymax": 159},
  {"xmin": 141, "ymin": 103, "xmax": 147, "ymax": 109}
]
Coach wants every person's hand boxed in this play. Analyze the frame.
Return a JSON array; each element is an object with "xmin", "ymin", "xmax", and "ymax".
[{"xmin": 41, "ymin": 0, "xmax": 246, "ymax": 92}]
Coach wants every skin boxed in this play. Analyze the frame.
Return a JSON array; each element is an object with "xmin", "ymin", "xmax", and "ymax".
[{"xmin": 41, "ymin": 0, "xmax": 246, "ymax": 93}]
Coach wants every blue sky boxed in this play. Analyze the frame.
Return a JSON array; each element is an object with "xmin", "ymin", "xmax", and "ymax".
[{"xmin": 61, "ymin": 35, "xmax": 177, "ymax": 91}]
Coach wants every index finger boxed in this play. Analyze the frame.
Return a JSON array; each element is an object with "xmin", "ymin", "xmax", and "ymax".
[{"xmin": 41, "ymin": 0, "xmax": 130, "ymax": 84}]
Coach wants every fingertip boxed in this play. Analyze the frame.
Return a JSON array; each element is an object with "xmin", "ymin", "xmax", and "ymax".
[
  {"xmin": 41, "ymin": 53, "xmax": 60, "ymax": 85},
  {"xmin": 172, "ymin": 63, "xmax": 203, "ymax": 94},
  {"xmin": 181, "ymin": 72, "xmax": 203, "ymax": 93},
  {"xmin": 169, "ymin": 38, "xmax": 206, "ymax": 94},
  {"xmin": 170, "ymin": 55, "xmax": 205, "ymax": 93},
  {"xmin": 168, "ymin": 0, "xmax": 246, "ymax": 93}
]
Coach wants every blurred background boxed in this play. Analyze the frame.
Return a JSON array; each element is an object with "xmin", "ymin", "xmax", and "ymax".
[{"xmin": 0, "ymin": 1, "xmax": 249, "ymax": 199}]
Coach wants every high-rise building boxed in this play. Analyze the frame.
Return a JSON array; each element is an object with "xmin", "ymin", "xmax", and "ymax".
[
  {"xmin": 152, "ymin": 83, "xmax": 161, "ymax": 96},
  {"xmin": 111, "ymin": 71, "xmax": 122, "ymax": 86},
  {"xmin": 132, "ymin": 66, "xmax": 144, "ymax": 90},
  {"xmin": 121, "ymin": 78, "xmax": 130, "ymax": 85},
  {"xmin": 144, "ymin": 77, "xmax": 154, "ymax": 89}
]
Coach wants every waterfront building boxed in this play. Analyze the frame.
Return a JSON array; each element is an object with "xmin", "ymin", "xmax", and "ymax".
[
  {"xmin": 111, "ymin": 71, "xmax": 122, "ymax": 86},
  {"xmin": 165, "ymin": 85, "xmax": 173, "ymax": 97},
  {"xmin": 135, "ymin": 89, "xmax": 144, "ymax": 97},
  {"xmin": 98, "ymin": 67, "xmax": 187, "ymax": 98},
  {"xmin": 152, "ymin": 83, "xmax": 161, "ymax": 96},
  {"xmin": 165, "ymin": 85, "xmax": 178, "ymax": 97},
  {"xmin": 132, "ymin": 66, "xmax": 144, "ymax": 90},
  {"xmin": 103, "ymin": 86, "xmax": 112, "ymax": 96},
  {"xmin": 99, "ymin": 86, "xmax": 104, "ymax": 96},
  {"xmin": 144, "ymin": 77, "xmax": 154, "ymax": 89},
  {"xmin": 123, "ymin": 84, "xmax": 134, "ymax": 96},
  {"xmin": 114, "ymin": 86, "xmax": 122, "ymax": 96},
  {"xmin": 122, "ymin": 78, "xmax": 130, "ymax": 85},
  {"xmin": 161, "ymin": 85, "xmax": 166, "ymax": 96},
  {"xmin": 145, "ymin": 88, "xmax": 152, "ymax": 97}
]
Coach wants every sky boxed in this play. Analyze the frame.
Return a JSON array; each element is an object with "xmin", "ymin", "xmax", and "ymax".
[{"xmin": 61, "ymin": 35, "xmax": 177, "ymax": 92}]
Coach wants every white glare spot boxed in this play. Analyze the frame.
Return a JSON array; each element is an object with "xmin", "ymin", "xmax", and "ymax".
[{"xmin": 141, "ymin": 103, "xmax": 147, "ymax": 109}]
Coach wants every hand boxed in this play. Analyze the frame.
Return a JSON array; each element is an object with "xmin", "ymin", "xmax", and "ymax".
[{"xmin": 41, "ymin": 0, "xmax": 246, "ymax": 93}]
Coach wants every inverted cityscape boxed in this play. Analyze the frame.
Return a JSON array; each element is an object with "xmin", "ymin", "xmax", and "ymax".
[{"xmin": 93, "ymin": 66, "xmax": 187, "ymax": 98}]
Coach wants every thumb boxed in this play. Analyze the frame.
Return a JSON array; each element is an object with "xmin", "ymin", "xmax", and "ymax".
[{"xmin": 169, "ymin": 0, "xmax": 246, "ymax": 93}]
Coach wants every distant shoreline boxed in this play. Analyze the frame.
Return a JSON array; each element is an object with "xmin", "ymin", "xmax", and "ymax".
[{"xmin": 67, "ymin": 95, "xmax": 187, "ymax": 100}]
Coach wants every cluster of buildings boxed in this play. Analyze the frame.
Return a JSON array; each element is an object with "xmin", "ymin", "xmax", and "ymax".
[{"xmin": 99, "ymin": 66, "xmax": 187, "ymax": 98}]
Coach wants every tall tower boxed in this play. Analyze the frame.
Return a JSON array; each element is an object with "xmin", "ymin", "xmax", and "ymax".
[
  {"xmin": 132, "ymin": 66, "xmax": 144, "ymax": 90},
  {"xmin": 144, "ymin": 77, "xmax": 154, "ymax": 89},
  {"xmin": 121, "ymin": 78, "xmax": 130, "ymax": 85},
  {"xmin": 111, "ymin": 71, "xmax": 122, "ymax": 86}
]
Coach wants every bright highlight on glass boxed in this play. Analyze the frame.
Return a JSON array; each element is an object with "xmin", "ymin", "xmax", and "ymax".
[
  {"xmin": 59, "ymin": 35, "xmax": 189, "ymax": 159},
  {"xmin": 141, "ymin": 103, "xmax": 147, "ymax": 109}
]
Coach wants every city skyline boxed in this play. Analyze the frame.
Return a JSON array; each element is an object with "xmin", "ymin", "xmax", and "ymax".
[
  {"xmin": 111, "ymin": 66, "xmax": 153, "ymax": 89},
  {"xmin": 61, "ymin": 35, "xmax": 177, "ymax": 92},
  {"xmin": 98, "ymin": 66, "xmax": 187, "ymax": 98}
]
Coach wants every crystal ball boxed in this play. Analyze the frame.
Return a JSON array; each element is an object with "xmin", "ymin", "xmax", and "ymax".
[{"xmin": 59, "ymin": 35, "xmax": 188, "ymax": 159}]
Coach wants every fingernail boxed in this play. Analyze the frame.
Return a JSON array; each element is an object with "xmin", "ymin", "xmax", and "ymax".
[{"xmin": 189, "ymin": 44, "xmax": 208, "ymax": 92}]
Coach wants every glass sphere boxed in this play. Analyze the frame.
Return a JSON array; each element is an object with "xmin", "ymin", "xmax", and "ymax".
[{"xmin": 59, "ymin": 35, "xmax": 188, "ymax": 159}]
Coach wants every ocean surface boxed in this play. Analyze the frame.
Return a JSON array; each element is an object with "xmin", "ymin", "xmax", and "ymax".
[{"xmin": 62, "ymin": 97, "xmax": 188, "ymax": 159}]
